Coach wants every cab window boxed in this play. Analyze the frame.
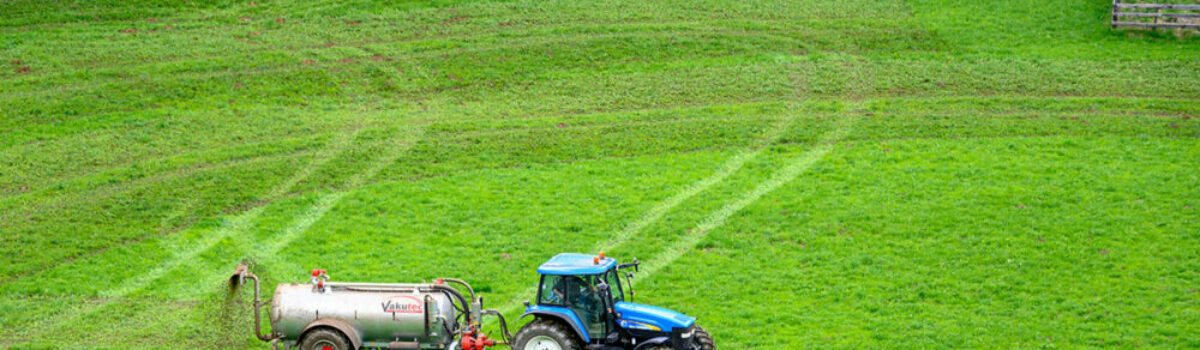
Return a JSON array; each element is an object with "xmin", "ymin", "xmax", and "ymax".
[
  {"xmin": 538, "ymin": 275, "xmax": 566, "ymax": 305},
  {"xmin": 604, "ymin": 269, "xmax": 623, "ymax": 302}
]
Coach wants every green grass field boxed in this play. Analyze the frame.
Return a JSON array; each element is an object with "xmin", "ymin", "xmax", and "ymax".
[{"xmin": 2, "ymin": 0, "xmax": 1199, "ymax": 348}]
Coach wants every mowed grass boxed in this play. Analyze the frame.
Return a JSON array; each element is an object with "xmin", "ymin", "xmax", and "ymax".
[{"xmin": 1, "ymin": 0, "xmax": 1198, "ymax": 348}]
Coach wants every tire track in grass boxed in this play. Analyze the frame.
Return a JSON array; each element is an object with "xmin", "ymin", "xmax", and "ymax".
[
  {"xmin": 28, "ymin": 123, "xmax": 427, "ymax": 344},
  {"xmin": 496, "ymin": 113, "xmax": 848, "ymax": 322},
  {"xmin": 625, "ymin": 60, "xmax": 866, "ymax": 286},
  {"xmin": 106, "ymin": 124, "xmax": 426, "ymax": 345},
  {"xmin": 16, "ymin": 130, "xmax": 361, "ymax": 342},
  {"xmin": 637, "ymin": 117, "xmax": 850, "ymax": 279},
  {"xmin": 182, "ymin": 124, "xmax": 429, "ymax": 298},
  {"xmin": 266, "ymin": 130, "xmax": 360, "ymax": 199},
  {"xmin": 492, "ymin": 60, "xmax": 864, "ymax": 326},
  {"xmin": 100, "ymin": 130, "xmax": 360, "ymax": 299},
  {"xmin": 160, "ymin": 190, "xmax": 350, "ymax": 301},
  {"xmin": 492, "ymin": 113, "xmax": 801, "ymax": 317},
  {"xmin": 99, "ymin": 207, "xmax": 264, "ymax": 299},
  {"xmin": 257, "ymin": 123, "xmax": 428, "ymax": 243},
  {"xmin": 1, "ymin": 133, "xmax": 355, "ymax": 284},
  {"xmin": 4, "ymin": 219, "xmax": 269, "ymax": 344},
  {"xmin": 587, "ymin": 113, "xmax": 799, "ymax": 253},
  {"xmin": 491, "ymin": 150, "xmax": 760, "ymax": 317}
]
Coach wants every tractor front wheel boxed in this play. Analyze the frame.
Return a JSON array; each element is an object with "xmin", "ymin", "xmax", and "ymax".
[
  {"xmin": 691, "ymin": 325, "xmax": 715, "ymax": 350},
  {"xmin": 512, "ymin": 319, "xmax": 582, "ymax": 350},
  {"xmin": 645, "ymin": 326, "xmax": 714, "ymax": 350}
]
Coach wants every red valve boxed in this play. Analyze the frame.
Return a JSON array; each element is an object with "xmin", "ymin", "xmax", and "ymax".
[
  {"xmin": 312, "ymin": 269, "xmax": 328, "ymax": 290},
  {"xmin": 460, "ymin": 330, "xmax": 495, "ymax": 350}
]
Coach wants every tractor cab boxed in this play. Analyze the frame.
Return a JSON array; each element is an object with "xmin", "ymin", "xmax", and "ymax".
[{"xmin": 514, "ymin": 253, "xmax": 715, "ymax": 350}]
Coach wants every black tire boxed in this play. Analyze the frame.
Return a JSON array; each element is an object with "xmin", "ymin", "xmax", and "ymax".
[
  {"xmin": 692, "ymin": 326, "xmax": 715, "ymax": 350},
  {"xmin": 299, "ymin": 328, "xmax": 352, "ymax": 350},
  {"xmin": 512, "ymin": 319, "xmax": 582, "ymax": 350}
]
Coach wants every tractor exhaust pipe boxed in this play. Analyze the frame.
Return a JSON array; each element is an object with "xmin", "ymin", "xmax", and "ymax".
[{"xmin": 229, "ymin": 263, "xmax": 280, "ymax": 342}]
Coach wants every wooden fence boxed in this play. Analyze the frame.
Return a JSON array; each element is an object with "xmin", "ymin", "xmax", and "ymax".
[{"xmin": 1112, "ymin": 0, "xmax": 1200, "ymax": 29}]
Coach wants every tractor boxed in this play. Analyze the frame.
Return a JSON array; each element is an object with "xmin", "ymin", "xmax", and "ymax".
[{"xmin": 511, "ymin": 253, "xmax": 715, "ymax": 350}]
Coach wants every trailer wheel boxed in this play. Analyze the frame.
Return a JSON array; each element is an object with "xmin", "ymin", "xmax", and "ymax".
[
  {"xmin": 300, "ymin": 328, "xmax": 352, "ymax": 350},
  {"xmin": 512, "ymin": 319, "xmax": 581, "ymax": 350},
  {"xmin": 692, "ymin": 326, "xmax": 715, "ymax": 350}
]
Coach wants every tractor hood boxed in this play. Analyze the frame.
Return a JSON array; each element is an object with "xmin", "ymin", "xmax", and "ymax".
[{"xmin": 614, "ymin": 301, "xmax": 695, "ymax": 331}]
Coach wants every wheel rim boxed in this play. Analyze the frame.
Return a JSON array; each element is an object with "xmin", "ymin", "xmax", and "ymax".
[
  {"xmin": 314, "ymin": 340, "xmax": 336, "ymax": 350},
  {"xmin": 524, "ymin": 335, "xmax": 563, "ymax": 350}
]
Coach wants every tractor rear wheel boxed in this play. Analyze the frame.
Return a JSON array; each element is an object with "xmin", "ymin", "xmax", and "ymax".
[
  {"xmin": 512, "ymin": 319, "xmax": 582, "ymax": 350},
  {"xmin": 692, "ymin": 326, "xmax": 715, "ymax": 350},
  {"xmin": 299, "ymin": 328, "xmax": 351, "ymax": 350}
]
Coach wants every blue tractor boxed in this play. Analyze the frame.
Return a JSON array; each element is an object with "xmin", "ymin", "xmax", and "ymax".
[{"xmin": 511, "ymin": 253, "xmax": 715, "ymax": 350}]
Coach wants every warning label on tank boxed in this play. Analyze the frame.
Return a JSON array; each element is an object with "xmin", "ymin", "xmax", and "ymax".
[{"xmin": 381, "ymin": 295, "xmax": 424, "ymax": 314}]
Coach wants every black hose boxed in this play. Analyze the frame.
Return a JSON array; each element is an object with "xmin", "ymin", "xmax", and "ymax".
[
  {"xmin": 441, "ymin": 320, "xmax": 455, "ymax": 340},
  {"xmin": 481, "ymin": 309, "xmax": 514, "ymax": 343},
  {"xmin": 440, "ymin": 290, "xmax": 466, "ymax": 333},
  {"xmin": 429, "ymin": 285, "xmax": 471, "ymax": 325},
  {"xmin": 441, "ymin": 290, "xmax": 465, "ymax": 314},
  {"xmin": 439, "ymin": 278, "xmax": 477, "ymax": 302},
  {"xmin": 424, "ymin": 295, "xmax": 432, "ymax": 337}
]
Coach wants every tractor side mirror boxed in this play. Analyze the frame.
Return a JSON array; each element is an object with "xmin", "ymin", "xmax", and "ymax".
[{"xmin": 617, "ymin": 260, "xmax": 640, "ymax": 272}]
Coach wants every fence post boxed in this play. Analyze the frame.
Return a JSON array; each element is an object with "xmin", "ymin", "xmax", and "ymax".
[{"xmin": 1111, "ymin": 0, "xmax": 1119, "ymax": 29}]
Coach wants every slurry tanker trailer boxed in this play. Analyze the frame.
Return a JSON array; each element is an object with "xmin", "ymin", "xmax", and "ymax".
[{"xmin": 231, "ymin": 253, "xmax": 714, "ymax": 350}]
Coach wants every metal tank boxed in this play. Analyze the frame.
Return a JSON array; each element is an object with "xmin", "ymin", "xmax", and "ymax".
[
  {"xmin": 270, "ymin": 281, "xmax": 459, "ymax": 348},
  {"xmin": 230, "ymin": 265, "xmax": 512, "ymax": 350}
]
